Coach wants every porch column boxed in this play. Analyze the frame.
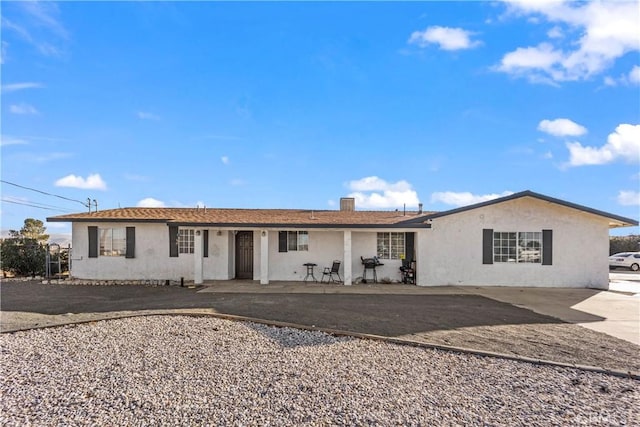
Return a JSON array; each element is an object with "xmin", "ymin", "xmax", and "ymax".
[
  {"xmin": 260, "ymin": 230, "xmax": 269, "ymax": 285},
  {"xmin": 415, "ymin": 229, "xmax": 428, "ymax": 286},
  {"xmin": 343, "ymin": 230, "xmax": 352, "ymax": 286},
  {"xmin": 194, "ymin": 229, "xmax": 203, "ymax": 285}
]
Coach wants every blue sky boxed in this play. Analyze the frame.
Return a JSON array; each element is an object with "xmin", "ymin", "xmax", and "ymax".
[{"xmin": 1, "ymin": 1, "xmax": 639, "ymax": 238}]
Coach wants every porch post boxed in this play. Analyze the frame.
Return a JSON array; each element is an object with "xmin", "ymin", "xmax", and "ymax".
[
  {"xmin": 194, "ymin": 229, "xmax": 203, "ymax": 285},
  {"xmin": 343, "ymin": 230, "xmax": 352, "ymax": 286},
  {"xmin": 415, "ymin": 229, "xmax": 428, "ymax": 286},
  {"xmin": 260, "ymin": 230, "xmax": 269, "ymax": 285}
]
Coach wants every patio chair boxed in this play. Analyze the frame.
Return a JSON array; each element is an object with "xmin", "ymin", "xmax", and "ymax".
[{"xmin": 321, "ymin": 260, "xmax": 342, "ymax": 283}]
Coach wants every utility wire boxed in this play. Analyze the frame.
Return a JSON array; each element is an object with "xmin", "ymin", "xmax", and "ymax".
[
  {"xmin": 0, "ymin": 180, "xmax": 89, "ymax": 207},
  {"xmin": 1, "ymin": 198, "xmax": 74, "ymax": 213},
  {"xmin": 2, "ymin": 196, "xmax": 76, "ymax": 212}
]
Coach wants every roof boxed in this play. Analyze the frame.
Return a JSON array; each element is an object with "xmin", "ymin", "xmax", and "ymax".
[
  {"xmin": 420, "ymin": 190, "xmax": 638, "ymax": 228},
  {"xmin": 46, "ymin": 190, "xmax": 638, "ymax": 229},
  {"xmin": 47, "ymin": 207, "xmax": 434, "ymax": 229}
]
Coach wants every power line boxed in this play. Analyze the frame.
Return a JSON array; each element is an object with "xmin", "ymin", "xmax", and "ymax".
[
  {"xmin": 1, "ymin": 198, "xmax": 74, "ymax": 213},
  {"xmin": 0, "ymin": 180, "xmax": 89, "ymax": 207},
  {"xmin": 2, "ymin": 196, "xmax": 76, "ymax": 212}
]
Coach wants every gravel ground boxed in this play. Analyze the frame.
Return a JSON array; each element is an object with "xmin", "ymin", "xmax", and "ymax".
[{"xmin": 1, "ymin": 316, "xmax": 638, "ymax": 426}]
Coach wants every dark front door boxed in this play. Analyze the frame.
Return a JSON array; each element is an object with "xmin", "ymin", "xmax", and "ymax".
[{"xmin": 235, "ymin": 231, "xmax": 254, "ymax": 279}]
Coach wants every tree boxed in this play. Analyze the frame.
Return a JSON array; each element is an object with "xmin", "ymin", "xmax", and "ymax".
[
  {"xmin": 610, "ymin": 235, "xmax": 640, "ymax": 255},
  {"xmin": 10, "ymin": 218, "xmax": 49, "ymax": 242},
  {"xmin": 1, "ymin": 218, "xmax": 49, "ymax": 277}
]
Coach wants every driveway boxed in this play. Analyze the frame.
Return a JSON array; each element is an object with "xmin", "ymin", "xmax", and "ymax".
[{"xmin": 1, "ymin": 280, "xmax": 638, "ymax": 373}]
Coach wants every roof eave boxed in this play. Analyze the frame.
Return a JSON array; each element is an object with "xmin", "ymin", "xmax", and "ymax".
[
  {"xmin": 423, "ymin": 190, "xmax": 639, "ymax": 228},
  {"xmin": 167, "ymin": 222, "xmax": 431, "ymax": 229}
]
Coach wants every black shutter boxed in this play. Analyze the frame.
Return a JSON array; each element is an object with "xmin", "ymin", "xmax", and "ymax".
[
  {"xmin": 88, "ymin": 226, "xmax": 98, "ymax": 258},
  {"xmin": 169, "ymin": 226, "xmax": 178, "ymax": 257},
  {"xmin": 278, "ymin": 231, "xmax": 288, "ymax": 252},
  {"xmin": 542, "ymin": 229, "xmax": 553, "ymax": 265},
  {"xmin": 482, "ymin": 229, "xmax": 494, "ymax": 265},
  {"xmin": 203, "ymin": 230, "xmax": 209, "ymax": 258},
  {"xmin": 125, "ymin": 227, "xmax": 135, "ymax": 258},
  {"xmin": 405, "ymin": 232, "xmax": 415, "ymax": 262}
]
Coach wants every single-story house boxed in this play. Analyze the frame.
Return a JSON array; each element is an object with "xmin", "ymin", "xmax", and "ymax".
[{"xmin": 47, "ymin": 190, "xmax": 638, "ymax": 288}]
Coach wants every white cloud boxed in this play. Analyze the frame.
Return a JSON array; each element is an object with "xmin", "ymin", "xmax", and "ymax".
[
  {"xmin": 629, "ymin": 65, "xmax": 640, "ymax": 84},
  {"xmin": 346, "ymin": 176, "xmax": 419, "ymax": 209},
  {"xmin": 408, "ymin": 26, "xmax": 481, "ymax": 51},
  {"xmin": 495, "ymin": 43, "xmax": 564, "ymax": 83},
  {"xmin": 221, "ymin": 156, "xmax": 229, "ymax": 165},
  {"xmin": 136, "ymin": 111, "xmax": 160, "ymax": 121},
  {"xmin": 430, "ymin": 191, "xmax": 514, "ymax": 207},
  {"xmin": 137, "ymin": 197, "xmax": 166, "ymax": 208},
  {"xmin": 1, "ymin": 82, "xmax": 43, "ymax": 93},
  {"xmin": 497, "ymin": 1, "xmax": 640, "ymax": 83},
  {"xmin": 566, "ymin": 124, "xmax": 640, "ymax": 167},
  {"xmin": 0, "ymin": 135, "xmax": 28, "ymax": 146},
  {"xmin": 2, "ymin": 2, "xmax": 68, "ymax": 58},
  {"xmin": 547, "ymin": 26, "xmax": 563, "ymax": 39},
  {"xmin": 9, "ymin": 103, "xmax": 38, "ymax": 114},
  {"xmin": 617, "ymin": 191, "xmax": 640, "ymax": 207},
  {"xmin": 538, "ymin": 118, "xmax": 587, "ymax": 137},
  {"xmin": 54, "ymin": 173, "xmax": 107, "ymax": 190},
  {"xmin": 602, "ymin": 66, "xmax": 640, "ymax": 86}
]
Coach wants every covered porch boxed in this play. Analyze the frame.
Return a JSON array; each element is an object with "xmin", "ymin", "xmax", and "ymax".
[{"xmin": 191, "ymin": 228, "xmax": 428, "ymax": 286}]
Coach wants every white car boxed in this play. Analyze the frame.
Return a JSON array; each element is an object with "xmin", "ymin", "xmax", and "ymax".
[{"xmin": 609, "ymin": 252, "xmax": 640, "ymax": 271}]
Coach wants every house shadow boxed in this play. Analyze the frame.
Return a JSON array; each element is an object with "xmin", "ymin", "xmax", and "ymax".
[{"xmin": 0, "ymin": 282, "xmax": 609, "ymax": 338}]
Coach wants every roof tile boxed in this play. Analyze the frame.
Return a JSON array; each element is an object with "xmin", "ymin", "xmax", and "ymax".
[{"xmin": 47, "ymin": 207, "xmax": 434, "ymax": 226}]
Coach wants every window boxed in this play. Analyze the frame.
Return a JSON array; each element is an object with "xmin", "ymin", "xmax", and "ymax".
[
  {"xmin": 99, "ymin": 228, "xmax": 126, "ymax": 256},
  {"xmin": 287, "ymin": 231, "xmax": 308, "ymax": 251},
  {"xmin": 493, "ymin": 231, "xmax": 541, "ymax": 263},
  {"xmin": 279, "ymin": 231, "xmax": 309, "ymax": 252},
  {"xmin": 178, "ymin": 229, "xmax": 195, "ymax": 254},
  {"xmin": 377, "ymin": 232, "xmax": 405, "ymax": 260}
]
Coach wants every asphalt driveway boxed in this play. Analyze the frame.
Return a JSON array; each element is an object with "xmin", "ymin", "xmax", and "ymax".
[
  {"xmin": 2, "ymin": 281, "xmax": 638, "ymax": 373},
  {"xmin": 0, "ymin": 282, "xmax": 558, "ymax": 337}
]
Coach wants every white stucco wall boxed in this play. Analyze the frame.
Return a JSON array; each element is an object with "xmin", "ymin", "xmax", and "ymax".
[
  {"xmin": 351, "ymin": 231, "xmax": 404, "ymax": 282},
  {"xmin": 266, "ymin": 230, "xmax": 344, "ymax": 281},
  {"xmin": 70, "ymin": 223, "xmax": 235, "ymax": 281},
  {"xmin": 262, "ymin": 230, "xmax": 406, "ymax": 283},
  {"xmin": 418, "ymin": 197, "xmax": 611, "ymax": 288},
  {"xmin": 68, "ymin": 197, "xmax": 613, "ymax": 288},
  {"xmin": 69, "ymin": 224, "xmax": 412, "ymax": 283}
]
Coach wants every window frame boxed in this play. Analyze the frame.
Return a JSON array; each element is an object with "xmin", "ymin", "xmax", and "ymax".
[
  {"xmin": 376, "ymin": 232, "xmax": 406, "ymax": 260},
  {"xmin": 178, "ymin": 229, "xmax": 195, "ymax": 254},
  {"xmin": 98, "ymin": 227, "xmax": 126, "ymax": 257},
  {"xmin": 493, "ymin": 231, "xmax": 542, "ymax": 264},
  {"xmin": 286, "ymin": 231, "xmax": 308, "ymax": 252}
]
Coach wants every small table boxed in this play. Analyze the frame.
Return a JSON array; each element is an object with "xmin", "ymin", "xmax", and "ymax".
[{"xmin": 303, "ymin": 263, "xmax": 318, "ymax": 283}]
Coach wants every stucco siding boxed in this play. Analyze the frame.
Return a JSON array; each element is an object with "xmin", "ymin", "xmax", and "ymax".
[
  {"xmin": 266, "ymin": 231, "xmax": 343, "ymax": 281},
  {"xmin": 420, "ymin": 197, "xmax": 610, "ymax": 288},
  {"xmin": 71, "ymin": 224, "xmax": 234, "ymax": 281}
]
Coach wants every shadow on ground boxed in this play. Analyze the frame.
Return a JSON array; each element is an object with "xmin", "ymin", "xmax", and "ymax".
[{"xmin": 0, "ymin": 282, "xmax": 562, "ymax": 336}]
